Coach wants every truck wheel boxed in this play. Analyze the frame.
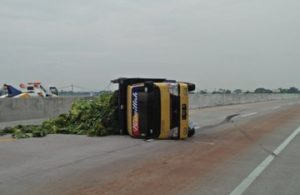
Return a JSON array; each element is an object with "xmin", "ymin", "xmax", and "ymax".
[
  {"xmin": 188, "ymin": 128, "xmax": 195, "ymax": 137},
  {"xmin": 186, "ymin": 83, "xmax": 196, "ymax": 92}
]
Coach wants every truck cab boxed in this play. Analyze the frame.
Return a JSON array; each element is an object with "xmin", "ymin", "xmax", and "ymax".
[{"xmin": 112, "ymin": 78, "xmax": 196, "ymax": 139}]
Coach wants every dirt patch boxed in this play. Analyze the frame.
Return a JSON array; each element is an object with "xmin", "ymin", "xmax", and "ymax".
[{"xmin": 29, "ymin": 105, "xmax": 300, "ymax": 195}]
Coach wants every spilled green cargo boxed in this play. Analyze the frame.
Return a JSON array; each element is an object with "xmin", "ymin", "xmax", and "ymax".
[{"xmin": 1, "ymin": 92, "xmax": 119, "ymax": 139}]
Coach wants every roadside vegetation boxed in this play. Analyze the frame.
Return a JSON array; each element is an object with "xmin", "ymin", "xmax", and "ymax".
[{"xmin": 0, "ymin": 92, "xmax": 119, "ymax": 139}]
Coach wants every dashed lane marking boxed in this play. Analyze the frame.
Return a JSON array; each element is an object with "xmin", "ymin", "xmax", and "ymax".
[
  {"xmin": 272, "ymin": 106, "xmax": 281, "ymax": 110},
  {"xmin": 229, "ymin": 125, "xmax": 300, "ymax": 195},
  {"xmin": 239, "ymin": 112, "xmax": 257, "ymax": 118}
]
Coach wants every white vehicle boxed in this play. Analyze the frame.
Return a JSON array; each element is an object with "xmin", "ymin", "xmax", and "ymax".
[
  {"xmin": 19, "ymin": 81, "xmax": 59, "ymax": 97},
  {"xmin": 0, "ymin": 86, "xmax": 7, "ymax": 98}
]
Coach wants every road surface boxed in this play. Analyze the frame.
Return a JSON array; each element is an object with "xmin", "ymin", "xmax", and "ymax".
[{"xmin": 1, "ymin": 99, "xmax": 300, "ymax": 195}]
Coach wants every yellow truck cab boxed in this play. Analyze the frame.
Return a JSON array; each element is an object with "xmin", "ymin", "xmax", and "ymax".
[{"xmin": 112, "ymin": 78, "xmax": 196, "ymax": 140}]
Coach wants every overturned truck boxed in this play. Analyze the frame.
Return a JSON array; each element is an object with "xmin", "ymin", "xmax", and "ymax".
[{"xmin": 112, "ymin": 78, "xmax": 196, "ymax": 140}]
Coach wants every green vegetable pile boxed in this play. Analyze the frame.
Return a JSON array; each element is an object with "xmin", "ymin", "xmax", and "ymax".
[{"xmin": 0, "ymin": 92, "xmax": 119, "ymax": 139}]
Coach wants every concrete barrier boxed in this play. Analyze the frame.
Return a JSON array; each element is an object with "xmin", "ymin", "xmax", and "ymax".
[
  {"xmin": 189, "ymin": 94, "xmax": 300, "ymax": 109},
  {"xmin": 0, "ymin": 97, "xmax": 90, "ymax": 123},
  {"xmin": 0, "ymin": 94, "xmax": 300, "ymax": 124}
]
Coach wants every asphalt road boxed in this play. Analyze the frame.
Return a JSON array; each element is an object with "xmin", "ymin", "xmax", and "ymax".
[{"xmin": 1, "ymin": 99, "xmax": 300, "ymax": 195}]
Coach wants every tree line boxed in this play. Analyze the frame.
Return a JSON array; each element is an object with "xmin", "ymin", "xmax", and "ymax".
[{"xmin": 197, "ymin": 87, "xmax": 300, "ymax": 94}]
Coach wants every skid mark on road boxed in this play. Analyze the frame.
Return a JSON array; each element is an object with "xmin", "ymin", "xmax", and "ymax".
[{"xmin": 195, "ymin": 114, "xmax": 240, "ymax": 135}]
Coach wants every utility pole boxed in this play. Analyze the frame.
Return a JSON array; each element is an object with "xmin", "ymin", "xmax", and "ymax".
[{"xmin": 71, "ymin": 84, "xmax": 74, "ymax": 95}]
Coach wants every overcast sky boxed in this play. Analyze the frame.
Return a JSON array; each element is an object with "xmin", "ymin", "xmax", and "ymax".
[{"xmin": 0, "ymin": 0, "xmax": 299, "ymax": 91}]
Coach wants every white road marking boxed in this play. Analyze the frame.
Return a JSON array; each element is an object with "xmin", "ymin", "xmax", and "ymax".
[
  {"xmin": 194, "ymin": 141, "xmax": 215, "ymax": 145},
  {"xmin": 0, "ymin": 138, "xmax": 15, "ymax": 142},
  {"xmin": 272, "ymin": 106, "xmax": 281, "ymax": 110},
  {"xmin": 229, "ymin": 125, "xmax": 300, "ymax": 195},
  {"xmin": 239, "ymin": 112, "xmax": 257, "ymax": 118},
  {"xmin": 145, "ymin": 139, "xmax": 154, "ymax": 142}
]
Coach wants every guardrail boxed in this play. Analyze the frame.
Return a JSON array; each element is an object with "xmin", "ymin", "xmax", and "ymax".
[{"xmin": 0, "ymin": 97, "xmax": 91, "ymax": 123}]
